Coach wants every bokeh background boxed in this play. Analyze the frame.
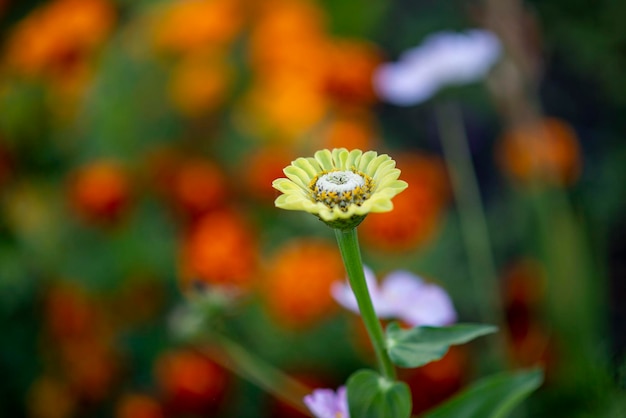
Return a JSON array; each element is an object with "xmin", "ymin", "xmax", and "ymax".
[{"xmin": 0, "ymin": 0, "xmax": 625, "ymax": 417}]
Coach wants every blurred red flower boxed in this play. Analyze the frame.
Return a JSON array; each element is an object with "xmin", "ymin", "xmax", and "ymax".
[
  {"xmin": 115, "ymin": 394, "xmax": 164, "ymax": 418},
  {"xmin": 180, "ymin": 209, "xmax": 258, "ymax": 290},
  {"xmin": 67, "ymin": 160, "xmax": 132, "ymax": 225},
  {"xmin": 155, "ymin": 350, "xmax": 229, "ymax": 416}
]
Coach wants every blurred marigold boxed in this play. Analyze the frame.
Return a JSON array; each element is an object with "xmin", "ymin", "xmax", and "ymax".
[
  {"xmin": 27, "ymin": 376, "xmax": 77, "ymax": 418},
  {"xmin": 152, "ymin": 0, "xmax": 243, "ymax": 55},
  {"xmin": 67, "ymin": 160, "xmax": 132, "ymax": 224},
  {"xmin": 44, "ymin": 282, "xmax": 100, "ymax": 341},
  {"xmin": 168, "ymin": 53, "xmax": 232, "ymax": 118},
  {"xmin": 155, "ymin": 350, "xmax": 228, "ymax": 416},
  {"xmin": 43, "ymin": 282, "xmax": 120, "ymax": 402},
  {"xmin": 240, "ymin": 0, "xmax": 330, "ymax": 142},
  {"xmin": 323, "ymin": 40, "xmax": 382, "ymax": 105},
  {"xmin": 4, "ymin": 0, "xmax": 115, "ymax": 77},
  {"xmin": 116, "ymin": 394, "xmax": 164, "ymax": 418},
  {"xmin": 239, "ymin": 77, "xmax": 329, "ymax": 142},
  {"xmin": 318, "ymin": 110, "xmax": 379, "ymax": 152},
  {"xmin": 262, "ymin": 239, "xmax": 344, "ymax": 328},
  {"xmin": 172, "ymin": 158, "xmax": 228, "ymax": 218},
  {"xmin": 144, "ymin": 150, "xmax": 228, "ymax": 218},
  {"xmin": 180, "ymin": 210, "xmax": 257, "ymax": 289},
  {"xmin": 360, "ymin": 154, "xmax": 449, "ymax": 251},
  {"xmin": 248, "ymin": 0, "xmax": 327, "ymax": 78},
  {"xmin": 497, "ymin": 117, "xmax": 582, "ymax": 186},
  {"xmin": 240, "ymin": 147, "xmax": 294, "ymax": 202},
  {"xmin": 60, "ymin": 338, "xmax": 119, "ymax": 402}
]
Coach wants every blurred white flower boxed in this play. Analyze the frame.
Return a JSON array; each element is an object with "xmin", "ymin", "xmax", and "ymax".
[
  {"xmin": 373, "ymin": 29, "xmax": 502, "ymax": 106},
  {"xmin": 332, "ymin": 266, "xmax": 457, "ymax": 327},
  {"xmin": 304, "ymin": 386, "xmax": 349, "ymax": 418}
]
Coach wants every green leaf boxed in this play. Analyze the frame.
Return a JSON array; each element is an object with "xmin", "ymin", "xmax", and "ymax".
[
  {"xmin": 347, "ymin": 369, "xmax": 412, "ymax": 418},
  {"xmin": 424, "ymin": 368, "xmax": 544, "ymax": 418},
  {"xmin": 386, "ymin": 322, "xmax": 497, "ymax": 368}
]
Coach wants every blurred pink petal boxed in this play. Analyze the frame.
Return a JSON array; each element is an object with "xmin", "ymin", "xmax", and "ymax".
[
  {"xmin": 331, "ymin": 266, "xmax": 396, "ymax": 318},
  {"xmin": 373, "ymin": 29, "xmax": 502, "ymax": 106},
  {"xmin": 303, "ymin": 386, "xmax": 349, "ymax": 418},
  {"xmin": 333, "ymin": 268, "xmax": 456, "ymax": 327}
]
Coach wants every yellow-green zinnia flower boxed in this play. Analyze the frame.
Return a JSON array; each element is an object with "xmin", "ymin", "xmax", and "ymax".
[{"xmin": 272, "ymin": 148, "xmax": 408, "ymax": 229}]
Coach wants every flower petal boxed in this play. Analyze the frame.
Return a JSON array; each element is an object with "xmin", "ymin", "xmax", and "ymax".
[
  {"xmin": 314, "ymin": 149, "xmax": 335, "ymax": 171},
  {"xmin": 304, "ymin": 386, "xmax": 349, "ymax": 418},
  {"xmin": 346, "ymin": 149, "xmax": 363, "ymax": 170},
  {"xmin": 284, "ymin": 165, "xmax": 312, "ymax": 189},
  {"xmin": 294, "ymin": 157, "xmax": 322, "ymax": 179}
]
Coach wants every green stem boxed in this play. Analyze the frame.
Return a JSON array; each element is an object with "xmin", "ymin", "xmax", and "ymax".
[
  {"xmin": 200, "ymin": 333, "xmax": 313, "ymax": 416},
  {"xmin": 527, "ymin": 185, "xmax": 605, "ymax": 383},
  {"xmin": 434, "ymin": 101, "xmax": 508, "ymax": 368},
  {"xmin": 334, "ymin": 228, "xmax": 396, "ymax": 380}
]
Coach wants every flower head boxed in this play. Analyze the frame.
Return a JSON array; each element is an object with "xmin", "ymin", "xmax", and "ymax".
[
  {"xmin": 304, "ymin": 386, "xmax": 349, "ymax": 418},
  {"xmin": 332, "ymin": 267, "xmax": 457, "ymax": 327},
  {"xmin": 373, "ymin": 29, "xmax": 501, "ymax": 106},
  {"xmin": 272, "ymin": 148, "xmax": 407, "ymax": 229}
]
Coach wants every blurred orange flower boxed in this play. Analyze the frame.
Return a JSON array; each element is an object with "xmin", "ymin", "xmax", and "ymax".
[
  {"xmin": 248, "ymin": 0, "xmax": 327, "ymax": 79},
  {"xmin": 323, "ymin": 40, "xmax": 382, "ymax": 105},
  {"xmin": 116, "ymin": 394, "xmax": 164, "ymax": 418},
  {"xmin": 60, "ymin": 338, "xmax": 120, "ymax": 402},
  {"xmin": 44, "ymin": 282, "xmax": 100, "ymax": 341},
  {"xmin": 240, "ymin": 147, "xmax": 294, "ymax": 202},
  {"xmin": 262, "ymin": 239, "xmax": 345, "ymax": 328},
  {"xmin": 168, "ymin": 52, "xmax": 232, "ymax": 117},
  {"xmin": 317, "ymin": 110, "xmax": 379, "ymax": 151},
  {"xmin": 240, "ymin": 0, "xmax": 331, "ymax": 142},
  {"xmin": 27, "ymin": 376, "xmax": 77, "ymax": 418},
  {"xmin": 172, "ymin": 158, "xmax": 228, "ymax": 218},
  {"xmin": 152, "ymin": 0, "xmax": 243, "ymax": 55},
  {"xmin": 67, "ymin": 160, "xmax": 132, "ymax": 224},
  {"xmin": 155, "ymin": 350, "xmax": 229, "ymax": 416},
  {"xmin": 240, "ymin": 76, "xmax": 329, "ymax": 142},
  {"xmin": 360, "ymin": 154, "xmax": 450, "ymax": 251},
  {"xmin": 4, "ymin": 0, "xmax": 115, "ymax": 78},
  {"xmin": 42, "ymin": 282, "xmax": 120, "ymax": 403},
  {"xmin": 144, "ymin": 150, "xmax": 228, "ymax": 218},
  {"xmin": 180, "ymin": 210, "xmax": 257, "ymax": 290},
  {"xmin": 497, "ymin": 117, "xmax": 582, "ymax": 186}
]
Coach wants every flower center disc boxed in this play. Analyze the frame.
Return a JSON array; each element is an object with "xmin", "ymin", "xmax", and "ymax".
[{"xmin": 311, "ymin": 170, "xmax": 374, "ymax": 211}]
